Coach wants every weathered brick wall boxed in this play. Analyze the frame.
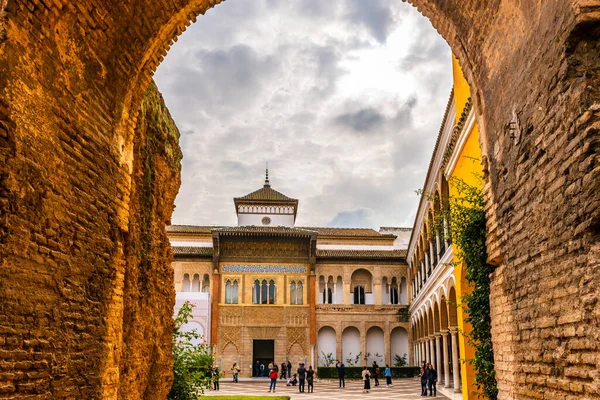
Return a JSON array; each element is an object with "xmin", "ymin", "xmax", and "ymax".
[
  {"xmin": 0, "ymin": 0, "xmax": 599, "ymax": 399},
  {"xmin": 117, "ymin": 81, "xmax": 182, "ymax": 399}
]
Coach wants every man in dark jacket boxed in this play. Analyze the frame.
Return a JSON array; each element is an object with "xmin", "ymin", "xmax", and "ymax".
[
  {"xmin": 427, "ymin": 364, "xmax": 438, "ymax": 397},
  {"xmin": 297, "ymin": 363, "xmax": 307, "ymax": 393},
  {"xmin": 336, "ymin": 360, "xmax": 346, "ymax": 388}
]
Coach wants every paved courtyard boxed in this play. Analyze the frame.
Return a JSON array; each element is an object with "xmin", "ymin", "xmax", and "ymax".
[{"xmin": 206, "ymin": 378, "xmax": 450, "ymax": 399}]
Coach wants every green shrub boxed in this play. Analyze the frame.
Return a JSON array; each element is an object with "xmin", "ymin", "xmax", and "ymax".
[
  {"xmin": 168, "ymin": 301, "xmax": 216, "ymax": 400},
  {"xmin": 316, "ymin": 366, "xmax": 420, "ymax": 379}
]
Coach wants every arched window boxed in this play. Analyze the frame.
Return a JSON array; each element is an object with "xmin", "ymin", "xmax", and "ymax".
[
  {"xmin": 225, "ymin": 280, "xmax": 239, "ymax": 304},
  {"xmin": 192, "ymin": 274, "xmax": 200, "ymax": 292},
  {"xmin": 290, "ymin": 282, "xmax": 297, "ymax": 304},
  {"xmin": 261, "ymin": 280, "xmax": 268, "ymax": 304},
  {"xmin": 268, "ymin": 280, "xmax": 276, "ymax": 304},
  {"xmin": 354, "ymin": 286, "xmax": 365, "ymax": 305},
  {"xmin": 253, "ymin": 280, "xmax": 260, "ymax": 304},
  {"xmin": 201, "ymin": 274, "xmax": 210, "ymax": 293},
  {"xmin": 290, "ymin": 281, "xmax": 303, "ymax": 305},
  {"xmin": 297, "ymin": 281, "xmax": 303, "ymax": 305},
  {"xmin": 391, "ymin": 278, "xmax": 399, "ymax": 304},
  {"xmin": 182, "ymin": 273, "xmax": 190, "ymax": 292}
]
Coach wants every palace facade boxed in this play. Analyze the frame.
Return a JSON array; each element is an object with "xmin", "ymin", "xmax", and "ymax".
[
  {"xmin": 168, "ymin": 174, "xmax": 411, "ymax": 377},
  {"xmin": 408, "ymin": 55, "xmax": 483, "ymax": 399}
]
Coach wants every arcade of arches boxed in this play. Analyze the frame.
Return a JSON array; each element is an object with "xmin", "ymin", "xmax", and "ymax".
[{"xmin": 1, "ymin": 1, "xmax": 599, "ymax": 399}]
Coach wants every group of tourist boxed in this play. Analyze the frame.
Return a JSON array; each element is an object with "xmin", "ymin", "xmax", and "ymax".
[
  {"xmin": 260, "ymin": 360, "xmax": 315, "ymax": 393},
  {"xmin": 420, "ymin": 362, "xmax": 438, "ymax": 397},
  {"xmin": 223, "ymin": 359, "xmax": 438, "ymax": 395},
  {"xmin": 336, "ymin": 360, "xmax": 393, "ymax": 394}
]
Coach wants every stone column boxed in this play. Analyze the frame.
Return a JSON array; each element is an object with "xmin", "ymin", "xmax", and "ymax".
[
  {"xmin": 429, "ymin": 335, "xmax": 435, "ymax": 366},
  {"xmin": 424, "ymin": 338, "xmax": 430, "ymax": 364},
  {"xmin": 374, "ymin": 279, "xmax": 382, "ymax": 305},
  {"xmin": 435, "ymin": 333, "xmax": 442, "ymax": 373},
  {"xmin": 422, "ymin": 340, "xmax": 427, "ymax": 364},
  {"xmin": 450, "ymin": 327, "xmax": 460, "ymax": 392},
  {"xmin": 441, "ymin": 330, "xmax": 450, "ymax": 388},
  {"xmin": 384, "ymin": 321, "xmax": 391, "ymax": 366},
  {"xmin": 336, "ymin": 326, "xmax": 343, "ymax": 362},
  {"xmin": 343, "ymin": 281, "xmax": 351, "ymax": 304}
]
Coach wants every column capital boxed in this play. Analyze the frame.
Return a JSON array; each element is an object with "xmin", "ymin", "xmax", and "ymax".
[
  {"xmin": 434, "ymin": 333, "xmax": 442, "ymax": 338},
  {"xmin": 448, "ymin": 326, "xmax": 459, "ymax": 335},
  {"xmin": 439, "ymin": 329, "xmax": 449, "ymax": 336},
  {"xmin": 428, "ymin": 334, "xmax": 436, "ymax": 340}
]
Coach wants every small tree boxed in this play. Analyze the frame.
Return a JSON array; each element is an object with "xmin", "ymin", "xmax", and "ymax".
[
  {"xmin": 345, "ymin": 352, "xmax": 361, "ymax": 366},
  {"xmin": 168, "ymin": 301, "xmax": 215, "ymax": 400},
  {"xmin": 320, "ymin": 352, "xmax": 335, "ymax": 367},
  {"xmin": 394, "ymin": 353, "xmax": 408, "ymax": 367}
]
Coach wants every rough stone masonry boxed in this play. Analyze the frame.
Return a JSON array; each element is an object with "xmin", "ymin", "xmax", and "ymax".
[{"xmin": 0, "ymin": 0, "xmax": 599, "ymax": 399}]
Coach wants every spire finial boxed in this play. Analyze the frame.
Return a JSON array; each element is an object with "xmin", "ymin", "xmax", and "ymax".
[{"xmin": 264, "ymin": 162, "xmax": 270, "ymax": 188}]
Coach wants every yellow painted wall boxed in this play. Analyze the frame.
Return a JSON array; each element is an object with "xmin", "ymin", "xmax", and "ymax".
[
  {"xmin": 449, "ymin": 55, "xmax": 481, "ymax": 400},
  {"xmin": 452, "ymin": 54, "xmax": 471, "ymax": 124}
]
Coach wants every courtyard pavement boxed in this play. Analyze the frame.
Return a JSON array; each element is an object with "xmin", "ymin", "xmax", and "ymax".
[{"xmin": 206, "ymin": 378, "xmax": 450, "ymax": 399}]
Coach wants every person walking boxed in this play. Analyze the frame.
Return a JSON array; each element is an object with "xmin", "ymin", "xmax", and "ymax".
[
  {"xmin": 287, "ymin": 360, "xmax": 292, "ymax": 377},
  {"xmin": 268, "ymin": 367, "xmax": 278, "ymax": 392},
  {"xmin": 420, "ymin": 367, "xmax": 428, "ymax": 396},
  {"xmin": 372, "ymin": 361, "xmax": 380, "ymax": 386},
  {"xmin": 231, "ymin": 363, "xmax": 240, "ymax": 383},
  {"xmin": 260, "ymin": 362, "xmax": 265, "ymax": 377},
  {"xmin": 306, "ymin": 365, "xmax": 315, "ymax": 393},
  {"xmin": 212, "ymin": 366, "xmax": 220, "ymax": 391},
  {"xmin": 297, "ymin": 362, "xmax": 307, "ymax": 393},
  {"xmin": 280, "ymin": 362, "xmax": 287, "ymax": 380},
  {"xmin": 427, "ymin": 364, "xmax": 437, "ymax": 397},
  {"xmin": 384, "ymin": 364, "xmax": 392, "ymax": 387},
  {"xmin": 336, "ymin": 360, "xmax": 345, "ymax": 388},
  {"xmin": 255, "ymin": 360, "xmax": 260, "ymax": 377},
  {"xmin": 362, "ymin": 366, "xmax": 371, "ymax": 394}
]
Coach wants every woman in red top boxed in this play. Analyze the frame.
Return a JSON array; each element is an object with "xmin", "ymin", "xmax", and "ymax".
[{"xmin": 268, "ymin": 368, "xmax": 278, "ymax": 392}]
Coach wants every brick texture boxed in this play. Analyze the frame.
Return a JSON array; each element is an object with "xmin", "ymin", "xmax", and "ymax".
[{"xmin": 0, "ymin": 0, "xmax": 599, "ymax": 399}]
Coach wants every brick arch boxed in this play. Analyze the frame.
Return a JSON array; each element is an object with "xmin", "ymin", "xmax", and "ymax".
[{"xmin": 2, "ymin": 1, "xmax": 599, "ymax": 399}]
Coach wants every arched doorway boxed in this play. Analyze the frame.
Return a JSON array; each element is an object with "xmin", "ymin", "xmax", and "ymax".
[
  {"xmin": 390, "ymin": 327, "xmax": 409, "ymax": 366},
  {"xmin": 341, "ymin": 326, "xmax": 361, "ymax": 366},
  {"xmin": 317, "ymin": 326, "xmax": 337, "ymax": 367}
]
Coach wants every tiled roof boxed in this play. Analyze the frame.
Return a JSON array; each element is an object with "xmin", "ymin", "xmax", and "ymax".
[
  {"xmin": 172, "ymin": 246, "xmax": 213, "ymax": 257},
  {"xmin": 235, "ymin": 186, "xmax": 297, "ymax": 202},
  {"xmin": 299, "ymin": 227, "xmax": 391, "ymax": 237},
  {"xmin": 214, "ymin": 226, "xmax": 317, "ymax": 236},
  {"xmin": 166, "ymin": 225, "xmax": 223, "ymax": 233},
  {"xmin": 316, "ymin": 249, "xmax": 407, "ymax": 259}
]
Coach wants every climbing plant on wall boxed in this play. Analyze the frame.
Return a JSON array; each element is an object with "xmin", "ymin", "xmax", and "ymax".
[
  {"xmin": 447, "ymin": 176, "xmax": 498, "ymax": 400},
  {"xmin": 417, "ymin": 173, "xmax": 498, "ymax": 399}
]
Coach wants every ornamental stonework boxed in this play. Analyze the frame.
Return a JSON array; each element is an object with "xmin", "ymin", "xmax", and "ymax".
[
  {"xmin": 220, "ymin": 240, "xmax": 310, "ymax": 259},
  {"xmin": 245, "ymin": 306, "xmax": 284, "ymax": 325},
  {"xmin": 219, "ymin": 326, "xmax": 242, "ymax": 353},
  {"xmin": 246, "ymin": 326, "xmax": 282, "ymax": 340},
  {"xmin": 287, "ymin": 327, "xmax": 308, "ymax": 354},
  {"xmin": 219, "ymin": 306, "xmax": 243, "ymax": 325},
  {"xmin": 285, "ymin": 307, "xmax": 310, "ymax": 326}
]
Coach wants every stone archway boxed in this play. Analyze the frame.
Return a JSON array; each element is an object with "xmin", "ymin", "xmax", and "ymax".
[{"xmin": 1, "ymin": 1, "xmax": 599, "ymax": 399}]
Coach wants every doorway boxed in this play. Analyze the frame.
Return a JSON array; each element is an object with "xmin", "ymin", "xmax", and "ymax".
[{"xmin": 252, "ymin": 340, "xmax": 275, "ymax": 377}]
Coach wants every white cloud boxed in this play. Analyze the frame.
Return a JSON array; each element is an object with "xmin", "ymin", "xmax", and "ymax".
[{"xmin": 154, "ymin": 0, "xmax": 452, "ymax": 228}]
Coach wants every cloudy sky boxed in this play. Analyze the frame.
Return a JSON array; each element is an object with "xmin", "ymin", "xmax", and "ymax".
[{"xmin": 154, "ymin": 0, "xmax": 452, "ymax": 229}]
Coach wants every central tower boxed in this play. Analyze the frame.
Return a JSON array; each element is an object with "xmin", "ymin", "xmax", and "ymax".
[{"xmin": 234, "ymin": 168, "xmax": 299, "ymax": 227}]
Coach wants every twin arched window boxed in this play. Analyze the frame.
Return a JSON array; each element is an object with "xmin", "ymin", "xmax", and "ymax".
[
  {"xmin": 253, "ymin": 279, "xmax": 276, "ymax": 304},
  {"xmin": 290, "ymin": 281, "xmax": 304, "ymax": 305},
  {"xmin": 225, "ymin": 280, "xmax": 239, "ymax": 304},
  {"xmin": 354, "ymin": 285, "xmax": 365, "ymax": 305}
]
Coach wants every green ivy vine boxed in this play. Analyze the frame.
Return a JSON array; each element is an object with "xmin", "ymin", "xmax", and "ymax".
[{"xmin": 447, "ymin": 176, "xmax": 498, "ymax": 400}]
